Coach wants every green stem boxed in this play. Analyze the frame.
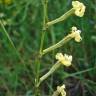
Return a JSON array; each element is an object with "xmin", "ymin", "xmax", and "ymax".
[
  {"xmin": 46, "ymin": 8, "xmax": 75, "ymax": 27},
  {"xmin": 42, "ymin": 34, "xmax": 72, "ymax": 55},
  {"xmin": 35, "ymin": 0, "xmax": 48, "ymax": 95},
  {"xmin": 37, "ymin": 61, "xmax": 61, "ymax": 87},
  {"xmin": 40, "ymin": 0, "xmax": 48, "ymax": 53},
  {"xmin": 39, "ymin": 30, "xmax": 46, "ymax": 54}
]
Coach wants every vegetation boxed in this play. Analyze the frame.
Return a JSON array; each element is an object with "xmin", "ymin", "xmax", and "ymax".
[{"xmin": 0, "ymin": 0, "xmax": 96, "ymax": 96}]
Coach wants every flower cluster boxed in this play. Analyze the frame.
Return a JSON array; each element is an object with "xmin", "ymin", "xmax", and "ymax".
[
  {"xmin": 38, "ymin": 1, "xmax": 86, "ymax": 96},
  {"xmin": 57, "ymin": 84, "xmax": 66, "ymax": 96},
  {"xmin": 56, "ymin": 53, "xmax": 72, "ymax": 67},
  {"xmin": 70, "ymin": 26, "xmax": 82, "ymax": 42},
  {"xmin": 72, "ymin": 1, "xmax": 86, "ymax": 17}
]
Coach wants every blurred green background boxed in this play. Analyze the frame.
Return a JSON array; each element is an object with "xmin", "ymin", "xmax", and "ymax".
[{"xmin": 0, "ymin": 0, "xmax": 96, "ymax": 96}]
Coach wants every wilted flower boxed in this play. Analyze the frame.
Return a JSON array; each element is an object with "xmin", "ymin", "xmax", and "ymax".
[
  {"xmin": 70, "ymin": 26, "xmax": 82, "ymax": 42},
  {"xmin": 72, "ymin": 1, "xmax": 86, "ymax": 17},
  {"xmin": 56, "ymin": 53, "xmax": 72, "ymax": 67},
  {"xmin": 57, "ymin": 84, "xmax": 66, "ymax": 96}
]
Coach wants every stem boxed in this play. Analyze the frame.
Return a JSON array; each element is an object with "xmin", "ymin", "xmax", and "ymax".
[
  {"xmin": 40, "ymin": 0, "xmax": 48, "ymax": 53},
  {"xmin": 42, "ymin": 34, "xmax": 72, "ymax": 55},
  {"xmin": 37, "ymin": 61, "xmax": 61, "ymax": 87},
  {"xmin": 35, "ymin": 58, "xmax": 40, "ymax": 96},
  {"xmin": 35, "ymin": 0, "xmax": 48, "ymax": 95},
  {"xmin": 46, "ymin": 8, "xmax": 75, "ymax": 27}
]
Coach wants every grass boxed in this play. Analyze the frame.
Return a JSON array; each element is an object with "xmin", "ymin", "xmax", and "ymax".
[{"xmin": 0, "ymin": 0, "xmax": 96, "ymax": 96}]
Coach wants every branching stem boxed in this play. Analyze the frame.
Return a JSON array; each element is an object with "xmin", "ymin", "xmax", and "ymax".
[{"xmin": 35, "ymin": 0, "xmax": 48, "ymax": 95}]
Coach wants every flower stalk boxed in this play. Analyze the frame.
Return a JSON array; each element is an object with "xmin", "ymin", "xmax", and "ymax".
[
  {"xmin": 37, "ymin": 53, "xmax": 72, "ymax": 87},
  {"xmin": 41, "ymin": 35, "xmax": 71, "ymax": 55},
  {"xmin": 41, "ymin": 26, "xmax": 82, "ymax": 56},
  {"xmin": 46, "ymin": 8, "xmax": 75, "ymax": 28},
  {"xmin": 46, "ymin": 1, "xmax": 86, "ymax": 28},
  {"xmin": 36, "ymin": 61, "xmax": 61, "ymax": 87}
]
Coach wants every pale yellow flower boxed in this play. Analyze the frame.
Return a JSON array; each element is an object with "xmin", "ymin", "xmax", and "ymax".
[
  {"xmin": 56, "ymin": 53, "xmax": 72, "ymax": 67},
  {"xmin": 72, "ymin": 1, "xmax": 86, "ymax": 17},
  {"xmin": 57, "ymin": 84, "xmax": 66, "ymax": 96},
  {"xmin": 70, "ymin": 26, "xmax": 82, "ymax": 42}
]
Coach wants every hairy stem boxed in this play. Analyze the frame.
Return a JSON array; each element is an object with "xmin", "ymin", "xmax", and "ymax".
[
  {"xmin": 42, "ymin": 34, "xmax": 72, "ymax": 55},
  {"xmin": 37, "ymin": 61, "xmax": 61, "ymax": 87},
  {"xmin": 46, "ymin": 8, "xmax": 74, "ymax": 28}
]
